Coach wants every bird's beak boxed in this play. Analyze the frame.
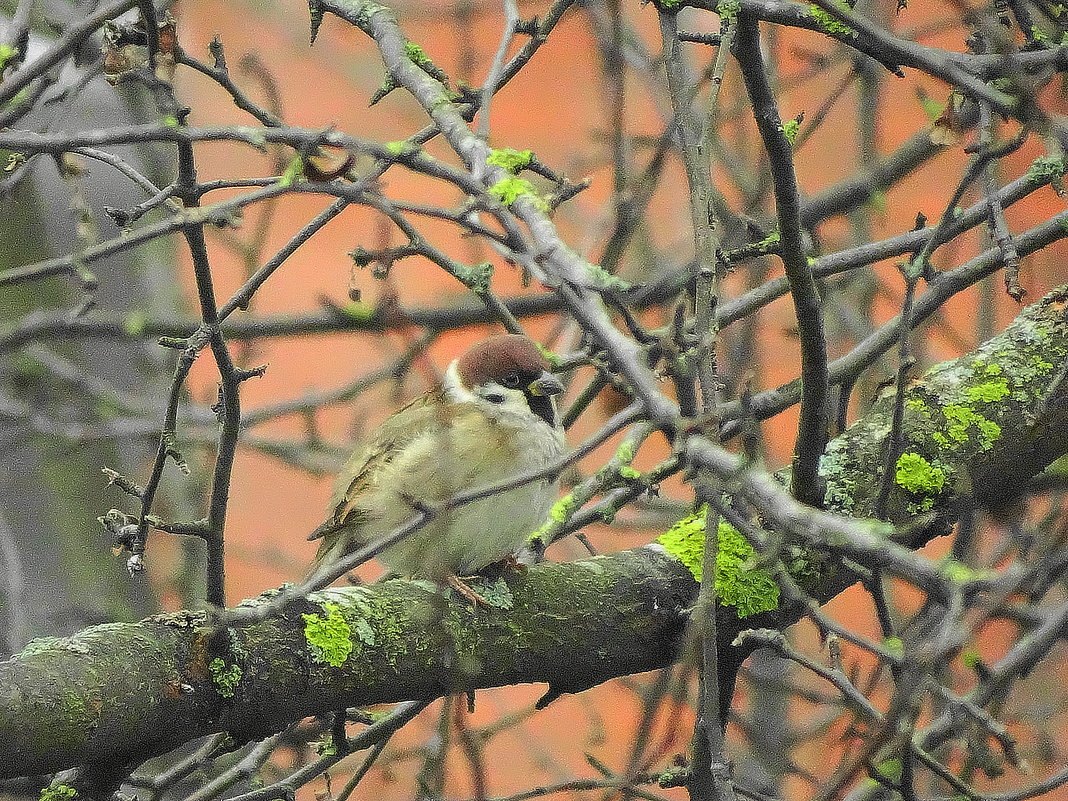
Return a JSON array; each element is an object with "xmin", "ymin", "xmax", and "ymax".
[{"xmin": 527, "ymin": 371, "xmax": 564, "ymax": 397}]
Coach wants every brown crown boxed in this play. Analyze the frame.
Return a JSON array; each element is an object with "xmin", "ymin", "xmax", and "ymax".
[{"xmin": 455, "ymin": 334, "xmax": 550, "ymax": 388}]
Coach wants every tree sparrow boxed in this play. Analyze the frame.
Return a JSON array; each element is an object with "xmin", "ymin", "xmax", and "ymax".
[{"xmin": 309, "ymin": 334, "xmax": 566, "ymax": 599}]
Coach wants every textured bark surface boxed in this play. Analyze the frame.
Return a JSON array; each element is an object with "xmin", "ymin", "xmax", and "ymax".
[{"xmin": 1, "ymin": 288, "xmax": 1067, "ymax": 779}]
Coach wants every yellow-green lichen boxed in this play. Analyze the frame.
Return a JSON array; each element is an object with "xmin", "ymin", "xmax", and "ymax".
[
  {"xmin": 277, "ymin": 154, "xmax": 304, "ymax": 188},
  {"xmin": 549, "ymin": 494, "xmax": 577, "ymax": 523},
  {"xmin": 40, "ymin": 786, "xmax": 78, "ymax": 801},
  {"xmin": 883, "ymin": 636, "xmax": 904, "ymax": 660},
  {"xmin": 0, "ymin": 44, "xmax": 18, "ymax": 73},
  {"xmin": 455, "ymin": 261, "xmax": 494, "ymax": 293},
  {"xmin": 964, "ymin": 379, "xmax": 1009, "ymax": 403},
  {"xmin": 875, "ymin": 758, "xmax": 903, "ymax": 782},
  {"xmin": 895, "ymin": 452, "xmax": 945, "ymax": 495},
  {"xmin": 341, "ymin": 301, "xmax": 376, "ymax": 322},
  {"xmin": 385, "ymin": 140, "xmax": 413, "ymax": 156},
  {"xmin": 123, "ymin": 310, "xmax": 148, "ymax": 337},
  {"xmin": 404, "ymin": 42, "xmax": 431, "ymax": 65},
  {"xmin": 1027, "ymin": 155, "xmax": 1066, "ymax": 183},
  {"xmin": 656, "ymin": 512, "xmax": 780, "ymax": 618},
  {"xmin": 536, "ymin": 343, "xmax": 561, "ymax": 366},
  {"xmin": 619, "ymin": 466, "xmax": 641, "ymax": 480},
  {"xmin": 487, "ymin": 148, "xmax": 533, "ymax": 174},
  {"xmin": 302, "ymin": 602, "xmax": 354, "ymax": 667},
  {"xmin": 716, "ymin": 0, "xmax": 741, "ymax": 23},
  {"xmin": 809, "ymin": 4, "xmax": 855, "ymax": 35},
  {"xmin": 209, "ymin": 657, "xmax": 242, "ymax": 698},
  {"xmin": 941, "ymin": 559, "xmax": 991, "ymax": 584},
  {"xmin": 584, "ymin": 261, "xmax": 633, "ymax": 291},
  {"xmin": 943, "ymin": 404, "xmax": 1001, "ymax": 450},
  {"xmin": 487, "ymin": 177, "xmax": 548, "ymax": 211},
  {"xmin": 782, "ymin": 118, "xmax": 801, "ymax": 145}
]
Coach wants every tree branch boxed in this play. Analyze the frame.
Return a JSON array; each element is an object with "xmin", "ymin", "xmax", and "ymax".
[{"xmin": 2, "ymin": 288, "xmax": 1068, "ymax": 780}]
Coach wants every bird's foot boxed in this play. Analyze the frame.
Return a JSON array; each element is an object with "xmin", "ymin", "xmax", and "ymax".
[
  {"xmin": 480, "ymin": 553, "xmax": 528, "ymax": 578},
  {"xmin": 500, "ymin": 553, "xmax": 528, "ymax": 574},
  {"xmin": 447, "ymin": 574, "xmax": 491, "ymax": 608}
]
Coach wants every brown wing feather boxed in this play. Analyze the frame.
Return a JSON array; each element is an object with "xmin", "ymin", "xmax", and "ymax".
[{"xmin": 309, "ymin": 388, "xmax": 450, "ymax": 565}]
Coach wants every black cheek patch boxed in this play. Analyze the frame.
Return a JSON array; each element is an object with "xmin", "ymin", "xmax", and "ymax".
[{"xmin": 525, "ymin": 392, "xmax": 557, "ymax": 427}]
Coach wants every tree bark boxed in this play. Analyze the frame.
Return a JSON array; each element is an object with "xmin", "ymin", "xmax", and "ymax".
[{"xmin": 2, "ymin": 287, "xmax": 1068, "ymax": 779}]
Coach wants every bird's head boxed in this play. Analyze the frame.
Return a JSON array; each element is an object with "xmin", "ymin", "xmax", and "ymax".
[{"xmin": 445, "ymin": 334, "xmax": 565, "ymax": 427}]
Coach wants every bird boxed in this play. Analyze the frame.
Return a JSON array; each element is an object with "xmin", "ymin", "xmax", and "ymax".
[{"xmin": 308, "ymin": 334, "xmax": 566, "ymax": 602}]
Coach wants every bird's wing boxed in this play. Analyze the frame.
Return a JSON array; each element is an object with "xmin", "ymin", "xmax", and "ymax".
[{"xmin": 309, "ymin": 388, "xmax": 451, "ymax": 543}]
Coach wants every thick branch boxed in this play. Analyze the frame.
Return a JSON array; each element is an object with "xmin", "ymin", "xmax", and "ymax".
[
  {"xmin": 0, "ymin": 549, "xmax": 695, "ymax": 778},
  {"xmin": 2, "ymin": 289, "xmax": 1068, "ymax": 778}
]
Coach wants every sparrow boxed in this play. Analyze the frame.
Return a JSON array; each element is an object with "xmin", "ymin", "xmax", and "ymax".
[{"xmin": 308, "ymin": 334, "xmax": 566, "ymax": 601}]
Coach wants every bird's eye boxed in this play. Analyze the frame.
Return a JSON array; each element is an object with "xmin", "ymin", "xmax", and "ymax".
[
  {"xmin": 501, "ymin": 372, "xmax": 522, "ymax": 389},
  {"xmin": 484, "ymin": 391, "xmax": 506, "ymax": 403}
]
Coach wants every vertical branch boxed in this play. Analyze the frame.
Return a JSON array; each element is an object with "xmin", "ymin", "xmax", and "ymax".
[
  {"xmin": 734, "ymin": 12, "xmax": 830, "ymax": 509},
  {"xmin": 658, "ymin": 10, "xmax": 735, "ymax": 801},
  {"xmin": 174, "ymin": 136, "xmax": 241, "ymax": 608},
  {"xmin": 476, "ymin": 0, "xmax": 519, "ymax": 141}
]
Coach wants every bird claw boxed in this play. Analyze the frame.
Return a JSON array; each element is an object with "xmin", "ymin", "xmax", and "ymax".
[{"xmin": 447, "ymin": 575, "xmax": 491, "ymax": 608}]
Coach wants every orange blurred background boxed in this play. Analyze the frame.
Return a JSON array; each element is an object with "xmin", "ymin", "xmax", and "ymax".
[{"xmin": 138, "ymin": 0, "xmax": 1068, "ymax": 796}]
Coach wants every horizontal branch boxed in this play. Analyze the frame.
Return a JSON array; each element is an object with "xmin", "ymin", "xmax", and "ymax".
[
  {"xmin": 0, "ymin": 548, "xmax": 695, "ymax": 778},
  {"xmin": 2, "ymin": 289, "xmax": 1068, "ymax": 779}
]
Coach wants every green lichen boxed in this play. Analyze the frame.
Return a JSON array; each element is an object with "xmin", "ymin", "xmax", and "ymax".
[
  {"xmin": 486, "ymin": 147, "xmax": 534, "ymax": 174},
  {"xmin": 964, "ymin": 379, "xmax": 1009, "ymax": 403},
  {"xmin": 619, "ymin": 466, "xmax": 641, "ymax": 480},
  {"xmin": 919, "ymin": 95, "xmax": 945, "ymax": 122},
  {"xmin": 875, "ymin": 758, "xmax": 903, "ymax": 782},
  {"xmin": 455, "ymin": 261, "xmax": 494, "ymax": 293},
  {"xmin": 209, "ymin": 657, "xmax": 242, "ymax": 698},
  {"xmin": 1027, "ymin": 155, "xmax": 1066, "ymax": 183},
  {"xmin": 941, "ymin": 559, "xmax": 990, "ymax": 584},
  {"xmin": 656, "ymin": 511, "xmax": 781, "ymax": 618},
  {"xmin": 40, "ymin": 786, "xmax": 78, "ymax": 801},
  {"xmin": 894, "ymin": 452, "xmax": 946, "ymax": 495},
  {"xmin": 487, "ymin": 177, "xmax": 548, "ymax": 211},
  {"xmin": 405, "ymin": 41, "xmax": 431, "ymax": 66},
  {"xmin": 961, "ymin": 649, "xmax": 981, "ymax": 669},
  {"xmin": 0, "ymin": 45, "xmax": 18, "ymax": 74},
  {"xmin": 943, "ymin": 404, "xmax": 1001, "ymax": 450},
  {"xmin": 302, "ymin": 602, "xmax": 354, "ymax": 667},
  {"xmin": 782, "ymin": 118, "xmax": 801, "ymax": 145},
  {"xmin": 341, "ymin": 301, "xmax": 376, "ymax": 322},
  {"xmin": 883, "ymin": 636, "xmax": 904, "ymax": 660},
  {"xmin": 536, "ymin": 343, "xmax": 562, "ymax": 367},
  {"xmin": 385, "ymin": 140, "xmax": 411, "ymax": 156},
  {"xmin": 352, "ymin": 615, "xmax": 376, "ymax": 646},
  {"xmin": 809, "ymin": 4, "xmax": 855, "ymax": 35},
  {"xmin": 549, "ymin": 494, "xmax": 577, "ymax": 523},
  {"xmin": 584, "ymin": 261, "xmax": 633, "ymax": 291},
  {"xmin": 615, "ymin": 441, "xmax": 636, "ymax": 463},
  {"xmin": 277, "ymin": 154, "xmax": 304, "ymax": 188},
  {"xmin": 123, "ymin": 310, "xmax": 148, "ymax": 337},
  {"xmin": 716, "ymin": 0, "xmax": 741, "ymax": 23},
  {"xmin": 466, "ymin": 576, "xmax": 514, "ymax": 609}
]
